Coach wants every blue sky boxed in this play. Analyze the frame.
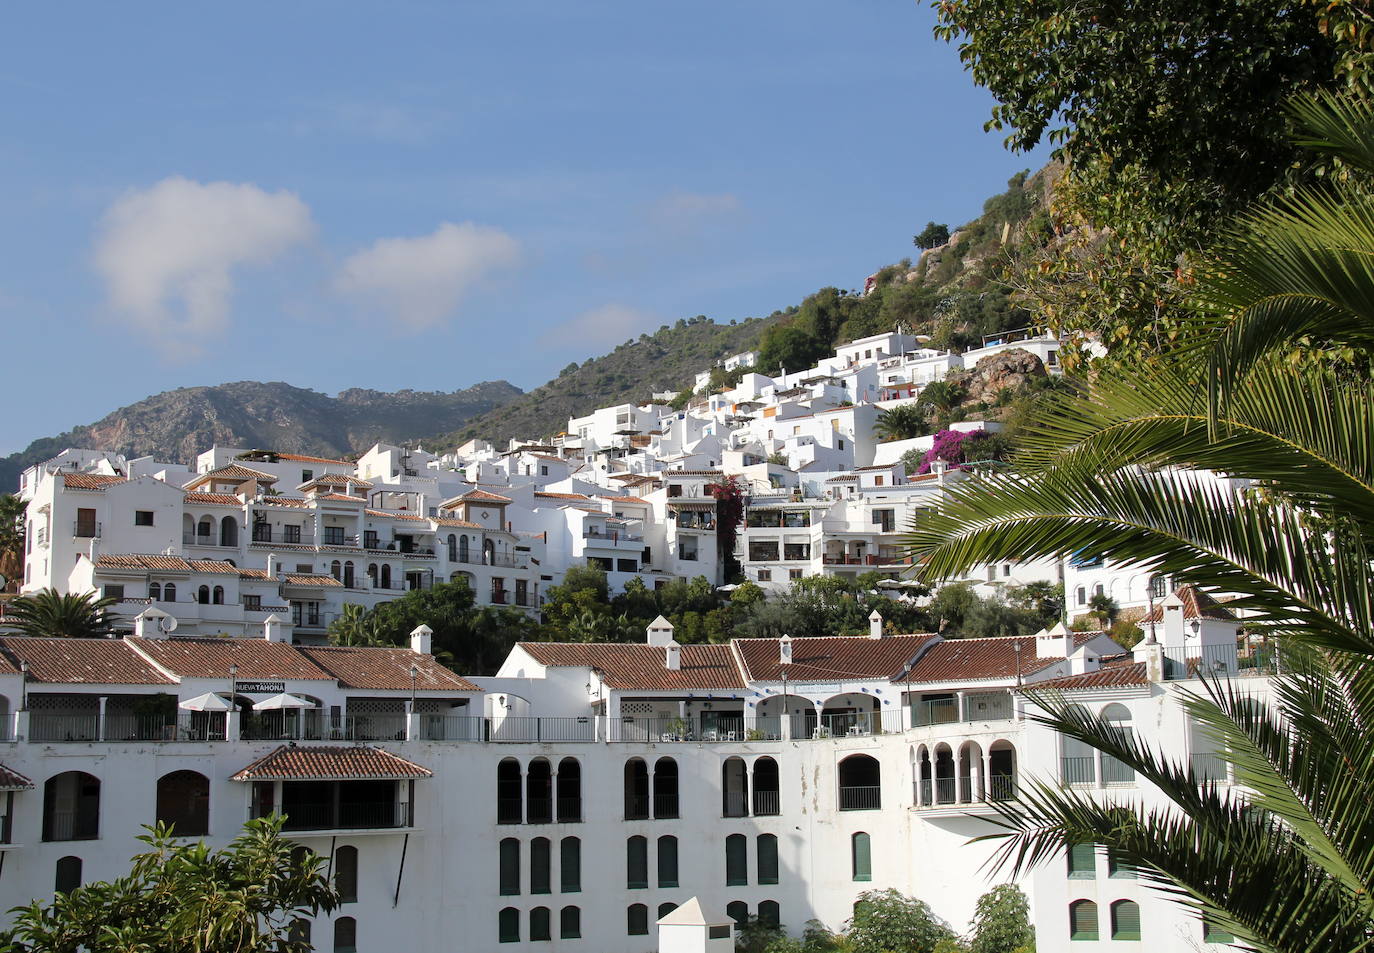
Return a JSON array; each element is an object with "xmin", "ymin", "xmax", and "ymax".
[{"xmin": 0, "ymin": 1, "xmax": 1048, "ymax": 456}]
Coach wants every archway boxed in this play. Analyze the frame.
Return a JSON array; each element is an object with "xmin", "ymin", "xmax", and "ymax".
[{"xmin": 838, "ymin": 754, "xmax": 881, "ymax": 810}]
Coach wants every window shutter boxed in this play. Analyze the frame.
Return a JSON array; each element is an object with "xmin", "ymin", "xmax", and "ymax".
[
  {"xmin": 499, "ymin": 839, "xmax": 520, "ymax": 896},
  {"xmin": 627, "ymin": 836, "xmax": 648, "ymax": 889},
  {"xmin": 1112, "ymin": 900, "xmax": 1141, "ymax": 940},
  {"xmin": 658, "ymin": 836, "xmax": 679, "ymax": 887},
  {"xmin": 560, "ymin": 837, "xmax": 581, "ymax": 893},
  {"xmin": 1067, "ymin": 843, "xmax": 1096, "ymax": 878},
  {"xmin": 852, "ymin": 832, "xmax": 872, "ymax": 882},
  {"xmin": 530, "ymin": 838, "xmax": 551, "ymax": 894},
  {"xmin": 758, "ymin": 834, "xmax": 779, "ymax": 885},
  {"xmin": 726, "ymin": 834, "xmax": 748, "ymax": 886},
  {"xmin": 1070, "ymin": 900, "xmax": 1099, "ymax": 940}
]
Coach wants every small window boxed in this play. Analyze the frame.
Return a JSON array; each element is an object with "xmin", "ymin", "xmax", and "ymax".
[
  {"xmin": 627, "ymin": 904, "xmax": 649, "ymax": 936},
  {"xmin": 758, "ymin": 900, "xmax": 780, "ymax": 928},
  {"xmin": 559, "ymin": 906, "xmax": 580, "ymax": 939},
  {"xmin": 658, "ymin": 902, "xmax": 678, "ymax": 920},
  {"xmin": 530, "ymin": 906, "xmax": 551, "ymax": 942},
  {"xmin": 530, "ymin": 837, "xmax": 551, "ymax": 894},
  {"xmin": 657, "ymin": 835, "xmax": 679, "ymax": 888},
  {"xmin": 726, "ymin": 901, "xmax": 749, "ymax": 929},
  {"xmin": 788, "ymin": 569, "xmax": 802, "ymax": 580},
  {"xmin": 757, "ymin": 569, "xmax": 771, "ymax": 582},
  {"xmin": 1111, "ymin": 900, "xmax": 1141, "ymax": 941},
  {"xmin": 725, "ymin": 833, "xmax": 747, "ymax": 886},
  {"xmin": 55, "ymin": 855, "xmax": 82, "ymax": 894},
  {"xmin": 244, "ymin": 594, "xmax": 261, "ymax": 610},
  {"xmin": 499, "ymin": 838, "xmax": 520, "ymax": 896},
  {"xmin": 163, "ymin": 583, "xmax": 176, "ymax": 602},
  {"xmin": 1067, "ymin": 844, "xmax": 1096, "ymax": 879},
  {"xmin": 334, "ymin": 847, "xmax": 358, "ymax": 903},
  {"xmin": 135, "ymin": 511, "xmax": 154, "ymax": 527},
  {"xmin": 149, "ymin": 582, "xmax": 161, "ymax": 601},
  {"xmin": 758, "ymin": 834, "xmax": 779, "ymax": 885},
  {"xmin": 334, "ymin": 916, "xmax": 357, "ymax": 953},
  {"xmin": 499, "ymin": 907, "xmax": 520, "ymax": 943},
  {"xmin": 103, "ymin": 584, "xmax": 125, "ymax": 601},
  {"xmin": 301, "ymin": 469, "xmax": 313, "ymax": 482},
  {"xmin": 851, "ymin": 832, "xmax": 871, "ymax": 882},
  {"xmin": 1107, "ymin": 849, "xmax": 1135, "ymax": 879},
  {"xmin": 709, "ymin": 925, "xmax": 732, "ymax": 940},
  {"xmin": 560, "ymin": 837, "xmax": 581, "ymax": 893},
  {"xmin": 1070, "ymin": 900, "xmax": 1099, "ymax": 941}
]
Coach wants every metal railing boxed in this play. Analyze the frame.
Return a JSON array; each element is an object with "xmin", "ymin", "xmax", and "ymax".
[
  {"xmin": 609, "ymin": 717, "xmax": 696, "ymax": 743},
  {"xmin": 419, "ymin": 715, "xmax": 485, "ymax": 742},
  {"xmin": 753, "ymin": 790, "xmax": 780, "ymax": 815},
  {"xmin": 526, "ymin": 797, "xmax": 553, "ymax": 824},
  {"xmin": 272, "ymin": 800, "xmax": 413, "ymax": 832},
  {"xmin": 988, "ymin": 775, "xmax": 1017, "ymax": 801},
  {"xmin": 104, "ymin": 712, "xmax": 228, "ymax": 742},
  {"xmin": 1061, "ymin": 756, "xmax": 1096, "ymax": 785},
  {"xmin": 497, "ymin": 799, "xmax": 523, "ymax": 824},
  {"xmin": 653, "ymin": 794, "xmax": 680, "ymax": 819},
  {"xmin": 1191, "ymin": 753, "xmax": 1229, "ymax": 782},
  {"xmin": 838, "ymin": 785, "xmax": 881, "ymax": 811},
  {"xmin": 1163, "ymin": 643, "xmax": 1240, "ymax": 680},
  {"xmin": 931, "ymin": 777, "xmax": 956, "ymax": 804},
  {"xmin": 1102, "ymin": 755, "xmax": 1135, "ymax": 785},
  {"xmin": 46, "ymin": 810, "xmax": 98, "ymax": 842},
  {"xmin": 489, "ymin": 717, "xmax": 596, "ymax": 743},
  {"xmin": 624, "ymin": 794, "xmax": 650, "ymax": 820},
  {"xmin": 556, "ymin": 797, "xmax": 582, "ymax": 823},
  {"xmin": 30, "ymin": 713, "xmax": 99, "ymax": 742},
  {"xmin": 912, "ymin": 699, "xmax": 959, "ymax": 726},
  {"xmin": 73, "ymin": 521, "xmax": 101, "ymax": 538},
  {"xmin": 723, "ymin": 792, "xmax": 748, "ymax": 817}
]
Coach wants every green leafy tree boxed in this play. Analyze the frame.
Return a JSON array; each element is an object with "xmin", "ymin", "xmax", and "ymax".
[
  {"xmin": 917, "ymin": 380, "xmax": 964, "ymax": 417},
  {"xmin": 328, "ymin": 602, "xmax": 386, "ymax": 647},
  {"xmin": 906, "ymin": 95, "xmax": 1374, "ymax": 952},
  {"xmin": 0, "ymin": 816, "xmax": 337, "ymax": 952},
  {"xmin": 968, "ymin": 885, "xmax": 1034, "ymax": 953},
  {"xmin": 914, "ymin": 221, "xmax": 951, "ymax": 250},
  {"xmin": 847, "ymin": 888, "xmax": 957, "ymax": 953},
  {"xmin": 876, "ymin": 404, "xmax": 930, "ymax": 442},
  {"xmin": 5, "ymin": 588, "xmax": 117, "ymax": 639},
  {"xmin": 365, "ymin": 582, "xmax": 536, "ymax": 673},
  {"xmin": 0, "ymin": 494, "xmax": 24, "ymax": 593}
]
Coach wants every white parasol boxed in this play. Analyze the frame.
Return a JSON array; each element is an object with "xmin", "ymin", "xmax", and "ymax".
[
  {"xmin": 178, "ymin": 692, "xmax": 231, "ymax": 712},
  {"xmin": 252, "ymin": 692, "xmax": 314, "ymax": 711}
]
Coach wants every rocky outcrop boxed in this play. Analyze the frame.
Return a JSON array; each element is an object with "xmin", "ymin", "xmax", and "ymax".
[{"xmin": 948, "ymin": 348, "xmax": 1048, "ymax": 405}]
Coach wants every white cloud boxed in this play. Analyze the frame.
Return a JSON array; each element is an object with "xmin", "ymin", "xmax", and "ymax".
[
  {"xmin": 542, "ymin": 303, "xmax": 656, "ymax": 352},
  {"xmin": 647, "ymin": 189, "xmax": 741, "ymax": 232},
  {"xmin": 335, "ymin": 222, "xmax": 521, "ymax": 330},
  {"xmin": 94, "ymin": 177, "xmax": 314, "ymax": 358}
]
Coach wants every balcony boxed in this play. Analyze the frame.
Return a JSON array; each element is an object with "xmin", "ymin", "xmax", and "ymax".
[
  {"xmin": 30, "ymin": 712, "xmax": 228, "ymax": 743},
  {"xmin": 265, "ymin": 797, "xmax": 414, "ymax": 834},
  {"xmin": 583, "ymin": 530, "xmax": 644, "ymax": 548},
  {"xmin": 838, "ymin": 785, "xmax": 881, "ymax": 811},
  {"xmin": 249, "ymin": 527, "xmax": 310, "ymax": 546},
  {"xmin": 914, "ymin": 775, "xmax": 1017, "ymax": 811},
  {"xmin": 73, "ymin": 521, "xmax": 101, "ymax": 539}
]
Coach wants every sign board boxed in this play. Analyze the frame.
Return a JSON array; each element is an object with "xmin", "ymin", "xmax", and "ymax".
[{"xmin": 234, "ymin": 681, "xmax": 285, "ymax": 694}]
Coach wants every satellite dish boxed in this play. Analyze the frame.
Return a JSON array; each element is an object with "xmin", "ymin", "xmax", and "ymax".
[
  {"xmin": 0, "ymin": 573, "xmax": 7, "ymax": 590},
  {"xmin": 159, "ymin": 616, "xmax": 178, "ymax": 634}
]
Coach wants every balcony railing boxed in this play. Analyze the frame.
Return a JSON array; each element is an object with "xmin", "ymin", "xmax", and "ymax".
[
  {"xmin": 488, "ymin": 716, "xmax": 596, "ymax": 743},
  {"xmin": 722, "ymin": 792, "xmax": 748, "ymax": 818},
  {"xmin": 498, "ymin": 799, "xmax": 523, "ymax": 824},
  {"xmin": 273, "ymin": 801, "xmax": 413, "ymax": 832},
  {"xmin": 838, "ymin": 785, "xmax": 881, "ymax": 811},
  {"xmin": 752, "ymin": 790, "xmax": 780, "ymax": 816},
  {"xmin": 556, "ymin": 797, "xmax": 582, "ymax": 823},
  {"xmin": 653, "ymin": 793, "xmax": 680, "ymax": 819},
  {"xmin": 46, "ymin": 810, "xmax": 99, "ymax": 842},
  {"xmin": 1061, "ymin": 756, "xmax": 1096, "ymax": 785},
  {"xmin": 30, "ymin": 712, "xmax": 228, "ymax": 743},
  {"xmin": 73, "ymin": 521, "xmax": 101, "ymax": 539},
  {"xmin": 526, "ymin": 797, "xmax": 553, "ymax": 824},
  {"xmin": 1163, "ymin": 643, "xmax": 1262, "ymax": 680},
  {"xmin": 419, "ymin": 715, "xmax": 486, "ymax": 742},
  {"xmin": 584, "ymin": 530, "xmax": 644, "ymax": 544},
  {"xmin": 624, "ymin": 794, "xmax": 650, "ymax": 820},
  {"xmin": 1190, "ymin": 752, "xmax": 1229, "ymax": 782}
]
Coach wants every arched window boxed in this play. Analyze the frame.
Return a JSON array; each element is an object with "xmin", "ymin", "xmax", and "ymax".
[
  {"xmin": 334, "ymin": 916, "xmax": 357, "ymax": 953},
  {"xmin": 560, "ymin": 836, "xmax": 581, "ymax": 893},
  {"xmin": 626, "ymin": 835, "xmax": 648, "ymax": 889},
  {"xmin": 530, "ymin": 837, "xmax": 551, "ymax": 894},
  {"xmin": 197, "ymin": 585, "xmax": 210, "ymax": 605},
  {"xmin": 657, "ymin": 835, "xmax": 678, "ymax": 888},
  {"xmin": 526, "ymin": 759, "xmax": 553, "ymax": 824},
  {"xmin": 44, "ymin": 771, "xmax": 100, "ymax": 841},
  {"xmin": 989, "ymin": 740, "xmax": 1017, "ymax": 801},
  {"xmin": 623, "ymin": 759, "xmax": 649, "ymax": 820},
  {"xmin": 653, "ymin": 757, "xmax": 678, "ymax": 819},
  {"xmin": 758, "ymin": 900, "xmax": 780, "ymax": 928},
  {"xmin": 721, "ymin": 757, "xmax": 748, "ymax": 817},
  {"xmin": 726, "ymin": 901, "xmax": 749, "ymax": 929},
  {"xmin": 1076, "ymin": 586, "xmax": 1086, "ymax": 606},
  {"xmin": 556, "ymin": 758, "xmax": 581, "ymax": 822},
  {"xmin": 380, "ymin": 565, "xmax": 391, "ymax": 589},
  {"xmin": 627, "ymin": 904, "xmax": 649, "ymax": 936},
  {"xmin": 725, "ymin": 833, "xmax": 747, "ymax": 886},
  {"xmin": 212, "ymin": 586, "xmax": 224, "ymax": 605},
  {"xmin": 447, "ymin": 534, "xmax": 457, "ymax": 562},
  {"xmin": 757, "ymin": 833, "xmax": 779, "ymax": 885},
  {"xmin": 752, "ymin": 757, "xmax": 779, "ymax": 815},
  {"xmin": 198, "ymin": 517, "xmax": 212, "ymax": 540},
  {"xmin": 497, "ymin": 759, "xmax": 522, "ymax": 824},
  {"xmin": 851, "ymin": 832, "xmax": 871, "ymax": 881},
  {"xmin": 287, "ymin": 920, "xmax": 310, "ymax": 945},
  {"xmin": 498, "ymin": 907, "xmax": 519, "ymax": 944},
  {"xmin": 1101, "ymin": 704, "xmax": 1135, "ymax": 783},
  {"xmin": 483, "ymin": 538, "xmax": 495, "ymax": 564},
  {"xmin": 335, "ymin": 845, "xmax": 358, "ymax": 903},
  {"xmin": 220, "ymin": 515, "xmax": 237, "ymax": 547},
  {"xmin": 838, "ymin": 754, "xmax": 881, "ymax": 810},
  {"xmin": 1069, "ymin": 900, "xmax": 1099, "ymax": 940},
  {"xmin": 367, "ymin": 564, "xmax": 378, "ymax": 586},
  {"xmin": 149, "ymin": 583, "xmax": 161, "ymax": 601},
  {"xmin": 559, "ymin": 906, "xmax": 580, "ymax": 940},
  {"xmin": 156, "ymin": 770, "xmax": 209, "ymax": 836},
  {"xmin": 163, "ymin": 583, "xmax": 176, "ymax": 603},
  {"xmin": 1061, "ymin": 706, "xmax": 1097, "ymax": 784},
  {"xmin": 1111, "ymin": 900, "xmax": 1141, "ymax": 940},
  {"xmin": 459, "ymin": 536, "xmax": 470, "ymax": 563},
  {"xmin": 331, "ymin": 560, "xmax": 342, "ymax": 581},
  {"xmin": 658, "ymin": 902, "xmax": 679, "ymax": 920},
  {"xmin": 499, "ymin": 838, "xmax": 520, "ymax": 896},
  {"xmin": 55, "ymin": 855, "xmax": 81, "ymax": 894},
  {"xmin": 530, "ymin": 906, "xmax": 551, "ymax": 941},
  {"xmin": 343, "ymin": 561, "xmax": 354, "ymax": 588}
]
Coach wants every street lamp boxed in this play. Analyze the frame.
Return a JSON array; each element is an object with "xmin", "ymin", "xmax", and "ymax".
[
  {"xmin": 1013, "ymin": 642, "xmax": 1022, "ymax": 687},
  {"xmin": 18, "ymin": 660, "xmax": 28, "ymax": 712},
  {"xmin": 409, "ymin": 664, "xmax": 419, "ymax": 710}
]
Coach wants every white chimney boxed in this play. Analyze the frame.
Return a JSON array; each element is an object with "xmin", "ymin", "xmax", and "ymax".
[
  {"xmin": 410, "ymin": 624, "xmax": 433, "ymax": 655},
  {"xmin": 664, "ymin": 643, "xmax": 681, "ymax": 671},
  {"xmin": 868, "ymin": 609, "xmax": 884, "ymax": 639},
  {"xmin": 779, "ymin": 634, "xmax": 793, "ymax": 664},
  {"xmin": 266, "ymin": 553, "xmax": 279, "ymax": 578},
  {"xmin": 646, "ymin": 615, "xmax": 675, "ymax": 646},
  {"xmin": 263, "ymin": 613, "xmax": 288, "ymax": 642},
  {"xmin": 133, "ymin": 606, "xmax": 171, "ymax": 640},
  {"xmin": 1037, "ymin": 621, "xmax": 1075, "ymax": 658},
  {"xmin": 1160, "ymin": 592, "xmax": 1187, "ymax": 648}
]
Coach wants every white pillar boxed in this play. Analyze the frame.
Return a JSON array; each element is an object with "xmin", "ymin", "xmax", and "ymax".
[
  {"xmin": 956, "ymin": 690, "xmax": 968, "ymax": 723},
  {"xmin": 97, "ymin": 696, "xmax": 108, "ymax": 742}
]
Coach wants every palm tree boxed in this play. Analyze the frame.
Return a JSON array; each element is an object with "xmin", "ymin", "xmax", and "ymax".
[
  {"xmin": 5, "ymin": 589, "xmax": 118, "ymax": 639},
  {"xmin": 916, "ymin": 380, "xmax": 964, "ymax": 417},
  {"xmin": 904, "ymin": 93, "xmax": 1374, "ymax": 953},
  {"xmin": 875, "ymin": 404, "xmax": 928, "ymax": 442},
  {"xmin": 0, "ymin": 494, "xmax": 24, "ymax": 593}
]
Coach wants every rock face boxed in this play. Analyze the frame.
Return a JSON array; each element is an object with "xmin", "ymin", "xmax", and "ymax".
[
  {"xmin": 0, "ymin": 380, "xmax": 523, "ymax": 491},
  {"xmin": 948, "ymin": 348, "xmax": 1048, "ymax": 405}
]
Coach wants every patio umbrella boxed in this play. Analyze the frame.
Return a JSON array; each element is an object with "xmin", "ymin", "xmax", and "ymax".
[
  {"xmin": 178, "ymin": 692, "xmax": 231, "ymax": 712},
  {"xmin": 252, "ymin": 692, "xmax": 314, "ymax": 710},
  {"xmin": 875, "ymin": 579, "xmax": 904, "ymax": 589},
  {"xmin": 716, "ymin": 583, "xmax": 740, "ymax": 592}
]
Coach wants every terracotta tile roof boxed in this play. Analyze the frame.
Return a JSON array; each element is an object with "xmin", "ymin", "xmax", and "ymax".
[
  {"xmin": 61, "ymin": 473, "xmax": 127, "ymax": 490},
  {"xmin": 735, "ymin": 634, "xmax": 939, "ymax": 682},
  {"xmin": 534, "ymin": 492, "xmax": 592, "ymax": 501},
  {"xmin": 365, "ymin": 509, "xmax": 425, "ymax": 521},
  {"xmin": 184, "ymin": 492, "xmax": 242, "ymax": 506},
  {"xmin": 301, "ymin": 474, "xmax": 374, "ymax": 489},
  {"xmin": 600, "ymin": 495, "xmax": 651, "ymax": 505},
  {"xmin": 826, "ymin": 475, "xmax": 859, "ymax": 482},
  {"xmin": 433, "ymin": 517, "xmax": 482, "ymax": 529},
  {"xmin": 517, "ymin": 642, "xmax": 745, "ymax": 691},
  {"xmin": 230, "ymin": 745, "xmax": 432, "ymax": 782},
  {"xmin": 529, "ymin": 454, "xmax": 566, "ymax": 462},
  {"xmin": 853, "ymin": 463, "xmax": 899, "ymax": 471},
  {"xmin": 297, "ymin": 646, "xmax": 479, "ymax": 691},
  {"xmin": 189, "ymin": 465, "xmax": 278, "ymax": 485},
  {"xmin": 127, "ymin": 636, "xmax": 332, "ymax": 681},
  {"xmin": 458, "ymin": 489, "xmax": 512, "ymax": 504},
  {"xmin": 0, "ymin": 764, "xmax": 34, "ymax": 790},
  {"xmin": 237, "ymin": 568, "xmax": 271, "ymax": 580},
  {"xmin": 283, "ymin": 573, "xmax": 343, "ymax": 587},
  {"xmin": 95, "ymin": 554, "xmax": 194, "ymax": 573},
  {"xmin": 257, "ymin": 497, "xmax": 310, "ymax": 508},
  {"xmin": 185, "ymin": 559, "xmax": 239, "ymax": 574},
  {"xmin": 1142, "ymin": 585, "xmax": 1237, "ymax": 623},
  {"xmin": 663, "ymin": 470, "xmax": 722, "ymax": 476},
  {"xmin": 0, "ymin": 637, "xmax": 173, "ymax": 684},
  {"xmin": 1030, "ymin": 656, "xmax": 1149, "ymax": 691},
  {"xmin": 317, "ymin": 494, "xmax": 365, "ymax": 504},
  {"xmin": 897, "ymin": 634, "xmax": 1086, "ymax": 684},
  {"xmin": 275, "ymin": 453, "xmax": 354, "ymax": 465},
  {"xmin": 667, "ymin": 500, "xmax": 716, "ymax": 510}
]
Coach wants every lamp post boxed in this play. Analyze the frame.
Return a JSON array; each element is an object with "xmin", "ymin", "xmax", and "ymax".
[
  {"xmin": 18, "ymin": 660, "xmax": 28, "ymax": 712},
  {"xmin": 409, "ymin": 664, "xmax": 419, "ymax": 710},
  {"xmin": 228, "ymin": 663, "xmax": 238, "ymax": 700},
  {"xmin": 1014, "ymin": 641, "xmax": 1022, "ymax": 687}
]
